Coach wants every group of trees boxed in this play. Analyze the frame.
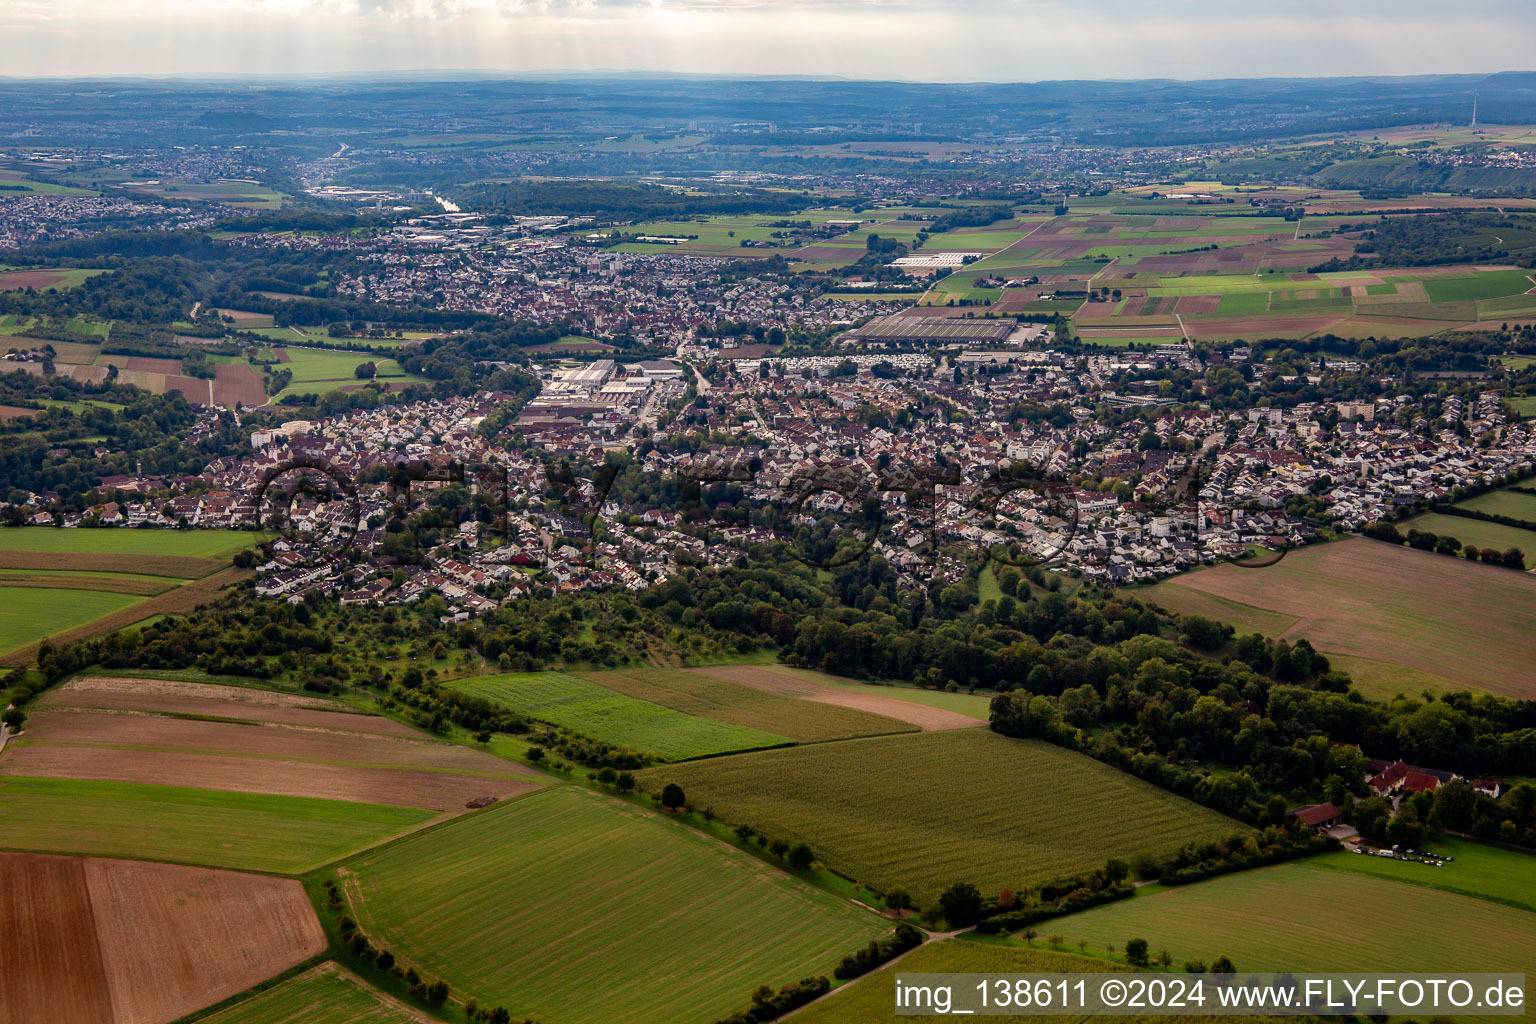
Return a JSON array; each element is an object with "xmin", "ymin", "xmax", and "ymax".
[{"xmin": 1364, "ymin": 521, "xmax": 1526, "ymax": 570}]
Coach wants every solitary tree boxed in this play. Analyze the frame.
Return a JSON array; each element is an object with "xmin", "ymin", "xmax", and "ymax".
[
  {"xmin": 886, "ymin": 889, "xmax": 913, "ymax": 915},
  {"xmin": 660, "ymin": 783, "xmax": 686, "ymax": 810},
  {"xmin": 1125, "ymin": 938, "xmax": 1151, "ymax": 966},
  {"xmin": 787, "ymin": 843, "xmax": 815, "ymax": 871},
  {"xmin": 616, "ymin": 771, "xmax": 636, "ymax": 793},
  {"xmin": 1211, "ymin": 955, "xmax": 1236, "ymax": 975}
]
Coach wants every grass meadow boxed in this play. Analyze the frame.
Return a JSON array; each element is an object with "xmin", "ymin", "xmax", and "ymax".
[
  {"xmin": 1398, "ymin": 513, "xmax": 1536, "ymax": 568},
  {"xmin": 1044, "ymin": 861, "xmax": 1536, "ymax": 980},
  {"xmin": 340, "ymin": 786, "xmax": 890, "ymax": 1024},
  {"xmin": 273, "ymin": 347, "xmax": 427, "ymax": 397},
  {"xmin": 0, "ymin": 587, "xmax": 145, "ymax": 657},
  {"xmin": 0, "ymin": 527, "xmax": 258, "ymax": 558},
  {"xmin": 0, "ymin": 776, "xmax": 436, "ymax": 873},
  {"xmin": 637, "ymin": 730, "xmax": 1239, "ymax": 905},
  {"xmin": 1314, "ymin": 837, "xmax": 1536, "ymax": 911},
  {"xmin": 446, "ymin": 671, "xmax": 792, "ymax": 760},
  {"xmin": 790, "ymin": 939, "xmax": 1291, "ymax": 1024},
  {"xmin": 573, "ymin": 666, "xmax": 919, "ymax": 742}
]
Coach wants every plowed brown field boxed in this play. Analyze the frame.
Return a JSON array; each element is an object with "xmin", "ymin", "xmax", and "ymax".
[{"xmin": 0, "ymin": 852, "xmax": 325, "ymax": 1024}]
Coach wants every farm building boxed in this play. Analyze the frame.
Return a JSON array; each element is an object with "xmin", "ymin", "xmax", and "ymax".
[
  {"xmin": 1367, "ymin": 760, "xmax": 1457, "ymax": 797},
  {"xmin": 1287, "ymin": 802, "xmax": 1343, "ymax": 829}
]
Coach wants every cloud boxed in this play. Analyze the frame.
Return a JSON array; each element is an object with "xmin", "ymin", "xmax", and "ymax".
[{"xmin": 0, "ymin": 0, "xmax": 1532, "ymax": 80}]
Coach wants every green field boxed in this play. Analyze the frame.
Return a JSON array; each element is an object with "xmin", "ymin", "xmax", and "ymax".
[
  {"xmin": 446, "ymin": 671, "xmax": 792, "ymax": 760},
  {"xmin": 637, "ymin": 730, "xmax": 1239, "ymax": 905},
  {"xmin": 340, "ymin": 786, "xmax": 890, "ymax": 1024},
  {"xmin": 793, "ymin": 939, "xmax": 1265, "ymax": 1024},
  {"xmin": 1047, "ymin": 861, "xmax": 1536, "ymax": 979},
  {"xmin": 198, "ymin": 964, "xmax": 424, "ymax": 1024},
  {"xmin": 274, "ymin": 347, "xmax": 427, "ymax": 397},
  {"xmin": 1139, "ymin": 537, "xmax": 1536, "ymax": 700},
  {"xmin": 1422, "ymin": 269, "xmax": 1535, "ymax": 303},
  {"xmin": 574, "ymin": 667, "xmax": 918, "ymax": 742},
  {"xmin": 0, "ymin": 776, "xmax": 435, "ymax": 873},
  {"xmin": 1454, "ymin": 487, "xmax": 1536, "ymax": 522},
  {"xmin": 0, "ymin": 586, "xmax": 145, "ymax": 657},
  {"xmin": 1316, "ymin": 838, "xmax": 1536, "ymax": 911},
  {"xmin": 1397, "ymin": 513, "xmax": 1536, "ymax": 568},
  {"xmin": 0, "ymin": 526, "xmax": 257, "ymax": 558}
]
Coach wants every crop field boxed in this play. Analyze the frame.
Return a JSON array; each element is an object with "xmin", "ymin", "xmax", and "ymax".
[
  {"xmin": 1047, "ymin": 861, "xmax": 1536, "ymax": 980},
  {"xmin": 446, "ymin": 670, "xmax": 792, "ymax": 759},
  {"xmin": 0, "ymin": 526, "xmax": 258, "ymax": 558},
  {"xmin": 1140, "ymin": 537, "xmax": 1536, "ymax": 699},
  {"xmin": 793, "ymin": 939, "xmax": 1271, "ymax": 1024},
  {"xmin": 637, "ymin": 730, "xmax": 1238, "ymax": 905},
  {"xmin": 339, "ymin": 786, "xmax": 890, "ymax": 1024},
  {"xmin": 0, "ymin": 586, "xmax": 145, "ymax": 658},
  {"xmin": 0, "ymin": 529, "xmax": 262, "ymax": 662},
  {"xmin": 0, "ymin": 565, "xmax": 255, "ymax": 666},
  {"xmin": 0, "ymin": 775, "xmax": 437, "ymax": 872},
  {"xmin": 272, "ymin": 346, "xmax": 426, "ymax": 397},
  {"xmin": 573, "ymin": 666, "xmax": 919, "ymax": 741},
  {"xmin": 0, "ymin": 267, "xmax": 106, "ymax": 290},
  {"xmin": 1315, "ymin": 838, "xmax": 1536, "ymax": 911},
  {"xmin": 198, "ymin": 963, "xmax": 426, "ymax": 1024},
  {"xmin": 698, "ymin": 664, "xmax": 989, "ymax": 729},
  {"xmin": 761, "ymin": 665, "xmax": 994, "ymax": 720},
  {"xmin": 7, "ymin": 675, "xmax": 543, "ymax": 809},
  {"xmin": 0, "ymin": 852, "xmax": 325, "ymax": 1024}
]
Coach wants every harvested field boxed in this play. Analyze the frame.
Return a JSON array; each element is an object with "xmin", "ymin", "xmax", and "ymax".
[
  {"xmin": 161, "ymin": 374, "xmax": 213, "ymax": 403},
  {"xmin": 46, "ymin": 676, "xmax": 424, "ymax": 736},
  {"xmin": 121, "ymin": 355, "xmax": 185, "ymax": 375},
  {"xmin": 0, "ymin": 570, "xmax": 175, "ymax": 595},
  {"xmin": 4, "ymin": 703, "xmax": 543, "ymax": 810},
  {"xmin": 1142, "ymin": 537, "xmax": 1536, "ymax": 698},
  {"xmin": 638, "ymin": 730, "xmax": 1237, "ymax": 905},
  {"xmin": 573, "ymin": 666, "xmax": 918, "ymax": 742},
  {"xmin": 0, "ymin": 852, "xmax": 325, "ymax": 1024},
  {"xmin": 0, "ymin": 403, "xmax": 41, "ymax": 419},
  {"xmin": 1173, "ymin": 294, "xmax": 1221, "ymax": 314},
  {"xmin": 0, "ymin": 551, "xmax": 225, "ymax": 577},
  {"xmin": 211, "ymin": 362, "xmax": 267, "ymax": 407},
  {"xmin": 0, "ymin": 269, "xmax": 84, "ymax": 290},
  {"xmin": 696, "ymin": 664, "xmax": 984, "ymax": 731}
]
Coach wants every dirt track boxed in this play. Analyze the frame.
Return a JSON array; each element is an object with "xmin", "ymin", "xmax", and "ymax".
[{"xmin": 0, "ymin": 852, "xmax": 324, "ymax": 1024}]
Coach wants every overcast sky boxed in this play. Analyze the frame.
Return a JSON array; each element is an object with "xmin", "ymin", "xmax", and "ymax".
[{"xmin": 1, "ymin": 0, "xmax": 1533, "ymax": 81}]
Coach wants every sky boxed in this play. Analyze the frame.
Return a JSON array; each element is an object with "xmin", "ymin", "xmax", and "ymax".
[{"xmin": 1, "ymin": 0, "xmax": 1534, "ymax": 81}]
